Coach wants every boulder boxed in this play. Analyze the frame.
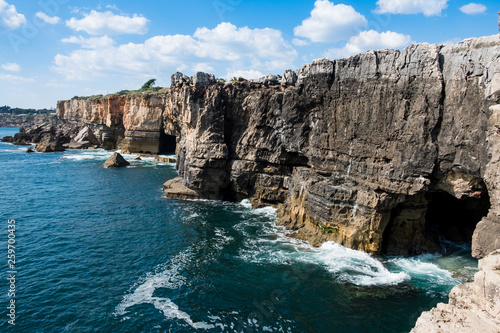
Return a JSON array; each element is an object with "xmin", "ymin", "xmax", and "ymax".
[
  {"xmin": 35, "ymin": 134, "xmax": 65, "ymax": 152},
  {"xmin": 163, "ymin": 177, "xmax": 201, "ymax": 200},
  {"xmin": 26, "ymin": 147, "xmax": 34, "ymax": 153},
  {"xmin": 73, "ymin": 126, "xmax": 99, "ymax": 146},
  {"xmin": 191, "ymin": 72, "xmax": 216, "ymax": 87},
  {"xmin": 104, "ymin": 152, "xmax": 130, "ymax": 168},
  {"xmin": 12, "ymin": 132, "xmax": 32, "ymax": 145},
  {"xmin": 254, "ymin": 74, "xmax": 281, "ymax": 85},
  {"xmin": 171, "ymin": 72, "xmax": 191, "ymax": 86},
  {"xmin": 154, "ymin": 156, "xmax": 176, "ymax": 163},
  {"xmin": 281, "ymin": 69, "xmax": 298, "ymax": 86}
]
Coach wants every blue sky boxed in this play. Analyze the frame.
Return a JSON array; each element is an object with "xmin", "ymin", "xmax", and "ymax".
[{"xmin": 0, "ymin": 0, "xmax": 498, "ymax": 108}]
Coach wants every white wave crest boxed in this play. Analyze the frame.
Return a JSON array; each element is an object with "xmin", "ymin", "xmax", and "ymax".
[
  {"xmin": 311, "ymin": 242, "xmax": 410, "ymax": 286},
  {"xmin": 115, "ymin": 250, "xmax": 214, "ymax": 330}
]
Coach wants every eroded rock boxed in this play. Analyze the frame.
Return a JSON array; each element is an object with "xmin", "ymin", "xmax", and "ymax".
[
  {"xmin": 411, "ymin": 251, "xmax": 500, "ymax": 333},
  {"xmin": 104, "ymin": 152, "xmax": 130, "ymax": 168}
]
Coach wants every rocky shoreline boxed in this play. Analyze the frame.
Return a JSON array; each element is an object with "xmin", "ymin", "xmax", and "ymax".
[{"xmin": 5, "ymin": 34, "xmax": 500, "ymax": 332}]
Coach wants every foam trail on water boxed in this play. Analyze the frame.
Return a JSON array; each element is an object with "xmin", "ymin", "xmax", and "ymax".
[
  {"xmin": 310, "ymin": 242, "xmax": 410, "ymax": 286},
  {"xmin": 234, "ymin": 200, "xmax": 409, "ymax": 286},
  {"xmin": 389, "ymin": 254, "xmax": 459, "ymax": 288},
  {"xmin": 115, "ymin": 250, "xmax": 214, "ymax": 330}
]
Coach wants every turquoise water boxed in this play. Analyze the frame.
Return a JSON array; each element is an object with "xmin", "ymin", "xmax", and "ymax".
[{"xmin": 0, "ymin": 127, "xmax": 477, "ymax": 332}]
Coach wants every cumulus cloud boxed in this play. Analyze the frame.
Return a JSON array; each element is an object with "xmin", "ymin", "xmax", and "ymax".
[
  {"xmin": 294, "ymin": 0, "xmax": 367, "ymax": 43},
  {"xmin": 54, "ymin": 22, "xmax": 297, "ymax": 81},
  {"xmin": 66, "ymin": 10, "xmax": 149, "ymax": 35},
  {"xmin": 226, "ymin": 70, "xmax": 264, "ymax": 80},
  {"xmin": 0, "ymin": 0, "xmax": 26, "ymax": 29},
  {"xmin": 326, "ymin": 30, "xmax": 412, "ymax": 59},
  {"xmin": 61, "ymin": 35, "xmax": 115, "ymax": 49},
  {"xmin": 0, "ymin": 73, "xmax": 34, "ymax": 83},
  {"xmin": 1, "ymin": 62, "xmax": 20, "ymax": 72},
  {"xmin": 459, "ymin": 3, "xmax": 487, "ymax": 15},
  {"xmin": 36, "ymin": 11, "xmax": 60, "ymax": 24},
  {"xmin": 292, "ymin": 38, "xmax": 309, "ymax": 46},
  {"xmin": 375, "ymin": 0, "xmax": 448, "ymax": 16}
]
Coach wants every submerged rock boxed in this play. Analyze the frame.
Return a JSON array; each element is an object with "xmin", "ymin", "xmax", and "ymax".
[
  {"xmin": 154, "ymin": 156, "xmax": 176, "ymax": 163},
  {"xmin": 104, "ymin": 153, "xmax": 130, "ymax": 168},
  {"xmin": 163, "ymin": 177, "xmax": 200, "ymax": 200}
]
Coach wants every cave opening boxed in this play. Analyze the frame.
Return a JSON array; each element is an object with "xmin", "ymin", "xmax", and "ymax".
[
  {"xmin": 159, "ymin": 133, "xmax": 177, "ymax": 154},
  {"xmin": 382, "ymin": 186, "xmax": 490, "ymax": 256},
  {"xmin": 425, "ymin": 190, "xmax": 490, "ymax": 244}
]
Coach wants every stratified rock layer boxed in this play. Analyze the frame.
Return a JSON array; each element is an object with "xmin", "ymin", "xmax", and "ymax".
[
  {"xmin": 51, "ymin": 34, "xmax": 500, "ymax": 332},
  {"xmin": 54, "ymin": 35, "xmax": 500, "ymax": 258}
]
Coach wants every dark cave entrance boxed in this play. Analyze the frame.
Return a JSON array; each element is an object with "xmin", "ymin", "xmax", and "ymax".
[
  {"xmin": 159, "ymin": 133, "xmax": 177, "ymax": 154},
  {"xmin": 426, "ymin": 190, "xmax": 490, "ymax": 244},
  {"xmin": 382, "ymin": 186, "xmax": 490, "ymax": 255}
]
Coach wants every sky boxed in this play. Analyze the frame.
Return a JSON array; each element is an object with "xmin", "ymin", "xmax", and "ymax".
[{"xmin": 0, "ymin": 0, "xmax": 498, "ymax": 109}]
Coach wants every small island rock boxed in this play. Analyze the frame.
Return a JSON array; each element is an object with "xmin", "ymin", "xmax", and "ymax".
[{"xmin": 104, "ymin": 152, "xmax": 130, "ymax": 168}]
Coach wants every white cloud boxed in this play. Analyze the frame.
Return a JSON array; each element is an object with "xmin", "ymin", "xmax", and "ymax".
[
  {"xmin": 292, "ymin": 38, "xmax": 309, "ymax": 46},
  {"xmin": 61, "ymin": 35, "xmax": 115, "ymax": 49},
  {"xmin": 192, "ymin": 63, "xmax": 215, "ymax": 73},
  {"xmin": 54, "ymin": 23, "xmax": 297, "ymax": 81},
  {"xmin": 66, "ymin": 10, "xmax": 149, "ymax": 35},
  {"xmin": 375, "ymin": 0, "xmax": 448, "ymax": 16},
  {"xmin": 226, "ymin": 70, "xmax": 264, "ymax": 80},
  {"xmin": 36, "ymin": 11, "xmax": 60, "ymax": 24},
  {"xmin": 460, "ymin": 3, "xmax": 486, "ymax": 15},
  {"xmin": 0, "ymin": 0, "xmax": 26, "ymax": 29},
  {"xmin": 0, "ymin": 73, "xmax": 34, "ymax": 83},
  {"xmin": 294, "ymin": 0, "xmax": 367, "ymax": 43},
  {"xmin": 1, "ymin": 62, "xmax": 20, "ymax": 72},
  {"xmin": 326, "ymin": 30, "xmax": 412, "ymax": 59}
]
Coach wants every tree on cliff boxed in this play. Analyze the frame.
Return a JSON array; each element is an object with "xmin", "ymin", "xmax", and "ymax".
[{"xmin": 141, "ymin": 79, "xmax": 156, "ymax": 90}]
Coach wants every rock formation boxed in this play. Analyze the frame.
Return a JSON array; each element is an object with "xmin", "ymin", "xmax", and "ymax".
[
  {"xmin": 35, "ymin": 133, "xmax": 65, "ymax": 152},
  {"xmin": 104, "ymin": 152, "xmax": 130, "ymax": 168},
  {"xmin": 10, "ymin": 33, "xmax": 500, "ymax": 332},
  {"xmin": 411, "ymin": 251, "xmax": 500, "ymax": 333},
  {"xmin": 49, "ymin": 34, "xmax": 500, "ymax": 258}
]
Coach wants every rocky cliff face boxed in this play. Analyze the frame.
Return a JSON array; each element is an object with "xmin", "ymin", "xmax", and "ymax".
[
  {"xmin": 411, "ymin": 251, "xmax": 500, "ymax": 333},
  {"xmin": 52, "ymin": 34, "xmax": 500, "ymax": 332},
  {"xmin": 55, "ymin": 35, "xmax": 499, "ymax": 258}
]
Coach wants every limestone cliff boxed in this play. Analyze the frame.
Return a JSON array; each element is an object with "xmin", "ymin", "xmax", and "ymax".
[
  {"xmin": 54, "ymin": 35, "xmax": 500, "ymax": 258},
  {"xmin": 49, "ymin": 33, "xmax": 500, "ymax": 332}
]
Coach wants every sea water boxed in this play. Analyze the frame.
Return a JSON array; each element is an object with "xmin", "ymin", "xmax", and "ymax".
[{"xmin": 0, "ymin": 127, "xmax": 478, "ymax": 332}]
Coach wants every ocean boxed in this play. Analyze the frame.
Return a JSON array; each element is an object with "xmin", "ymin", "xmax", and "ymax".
[{"xmin": 0, "ymin": 127, "xmax": 478, "ymax": 332}]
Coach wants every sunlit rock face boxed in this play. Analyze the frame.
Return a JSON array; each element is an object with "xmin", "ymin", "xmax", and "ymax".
[{"xmin": 55, "ymin": 35, "xmax": 500, "ymax": 258}]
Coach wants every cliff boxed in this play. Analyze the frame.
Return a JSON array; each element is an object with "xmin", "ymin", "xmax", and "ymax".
[
  {"xmin": 53, "ymin": 35, "xmax": 500, "ymax": 257},
  {"xmin": 411, "ymin": 251, "xmax": 500, "ymax": 333},
  {"xmin": 47, "ymin": 34, "xmax": 500, "ymax": 332}
]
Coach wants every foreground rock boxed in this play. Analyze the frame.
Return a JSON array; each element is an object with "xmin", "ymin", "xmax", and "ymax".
[
  {"xmin": 411, "ymin": 251, "xmax": 500, "ymax": 333},
  {"xmin": 163, "ymin": 177, "xmax": 201, "ymax": 200},
  {"xmin": 104, "ymin": 153, "xmax": 130, "ymax": 168}
]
